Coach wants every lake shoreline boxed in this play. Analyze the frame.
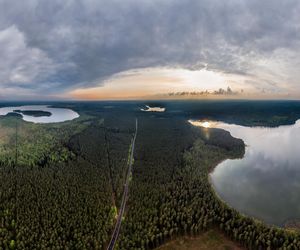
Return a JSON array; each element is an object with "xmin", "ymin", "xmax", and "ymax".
[
  {"xmin": 190, "ymin": 119, "xmax": 297, "ymax": 231},
  {"xmin": 0, "ymin": 105, "xmax": 79, "ymax": 123}
]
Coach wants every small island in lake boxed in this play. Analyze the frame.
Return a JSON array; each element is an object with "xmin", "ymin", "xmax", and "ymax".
[
  {"xmin": 13, "ymin": 110, "xmax": 52, "ymax": 117},
  {"xmin": 5, "ymin": 112, "xmax": 23, "ymax": 118}
]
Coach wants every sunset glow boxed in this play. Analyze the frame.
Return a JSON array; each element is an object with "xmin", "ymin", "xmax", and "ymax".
[
  {"xmin": 69, "ymin": 67, "xmax": 252, "ymax": 100},
  {"xmin": 202, "ymin": 121, "xmax": 211, "ymax": 128},
  {"xmin": 188, "ymin": 120, "xmax": 220, "ymax": 129}
]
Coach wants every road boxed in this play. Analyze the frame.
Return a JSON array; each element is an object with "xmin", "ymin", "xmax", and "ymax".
[{"xmin": 107, "ymin": 118, "xmax": 138, "ymax": 250}]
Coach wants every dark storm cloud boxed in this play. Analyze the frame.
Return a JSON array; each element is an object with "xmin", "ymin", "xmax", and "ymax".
[{"xmin": 0, "ymin": 0, "xmax": 300, "ymax": 96}]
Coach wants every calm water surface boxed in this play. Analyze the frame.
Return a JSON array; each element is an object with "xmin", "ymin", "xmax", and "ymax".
[
  {"xmin": 0, "ymin": 105, "xmax": 79, "ymax": 123},
  {"xmin": 194, "ymin": 120, "xmax": 300, "ymax": 227}
]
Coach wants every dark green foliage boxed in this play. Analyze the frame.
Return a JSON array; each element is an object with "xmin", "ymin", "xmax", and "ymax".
[
  {"xmin": 118, "ymin": 116, "xmax": 244, "ymax": 249},
  {"xmin": 5, "ymin": 113, "xmax": 22, "ymax": 119},
  {"xmin": 1, "ymin": 101, "xmax": 300, "ymax": 249},
  {"xmin": 0, "ymin": 160, "xmax": 112, "ymax": 249},
  {"xmin": 0, "ymin": 114, "xmax": 133, "ymax": 249},
  {"xmin": 13, "ymin": 110, "xmax": 52, "ymax": 117},
  {"xmin": 157, "ymin": 100, "xmax": 300, "ymax": 127},
  {"xmin": 118, "ymin": 115, "xmax": 300, "ymax": 250},
  {"xmin": 0, "ymin": 116, "xmax": 90, "ymax": 168}
]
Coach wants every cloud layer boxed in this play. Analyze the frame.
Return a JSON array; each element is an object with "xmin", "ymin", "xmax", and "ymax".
[{"xmin": 0, "ymin": 0, "xmax": 300, "ymax": 98}]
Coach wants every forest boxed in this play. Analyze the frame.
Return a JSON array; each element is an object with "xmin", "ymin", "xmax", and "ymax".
[
  {"xmin": 0, "ymin": 107, "xmax": 134, "ymax": 249},
  {"xmin": 12, "ymin": 110, "xmax": 52, "ymax": 117},
  {"xmin": 1, "ymin": 101, "xmax": 300, "ymax": 249}
]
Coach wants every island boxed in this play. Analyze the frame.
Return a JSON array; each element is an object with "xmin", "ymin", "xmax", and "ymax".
[
  {"xmin": 13, "ymin": 110, "xmax": 52, "ymax": 117},
  {"xmin": 5, "ymin": 112, "xmax": 23, "ymax": 118}
]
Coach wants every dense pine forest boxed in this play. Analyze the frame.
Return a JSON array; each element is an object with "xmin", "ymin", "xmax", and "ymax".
[{"xmin": 1, "ymin": 101, "xmax": 300, "ymax": 249}]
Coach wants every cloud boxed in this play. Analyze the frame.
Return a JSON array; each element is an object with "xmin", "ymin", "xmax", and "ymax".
[
  {"xmin": 0, "ymin": 0, "xmax": 300, "ymax": 98},
  {"xmin": 0, "ymin": 25, "xmax": 74, "ymax": 96},
  {"xmin": 0, "ymin": 26, "xmax": 53, "ymax": 85}
]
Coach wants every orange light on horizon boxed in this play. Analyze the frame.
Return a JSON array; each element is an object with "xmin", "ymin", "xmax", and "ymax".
[
  {"xmin": 202, "ymin": 121, "xmax": 211, "ymax": 128},
  {"xmin": 66, "ymin": 67, "xmax": 256, "ymax": 100}
]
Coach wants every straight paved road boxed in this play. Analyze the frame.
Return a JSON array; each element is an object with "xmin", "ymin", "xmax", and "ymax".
[{"xmin": 107, "ymin": 119, "xmax": 138, "ymax": 250}]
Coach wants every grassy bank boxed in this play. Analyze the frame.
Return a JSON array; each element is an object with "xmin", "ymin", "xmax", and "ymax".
[{"xmin": 157, "ymin": 229, "xmax": 244, "ymax": 250}]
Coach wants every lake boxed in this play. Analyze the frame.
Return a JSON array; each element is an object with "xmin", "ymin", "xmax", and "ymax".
[
  {"xmin": 191, "ymin": 119, "xmax": 300, "ymax": 227},
  {"xmin": 0, "ymin": 105, "xmax": 79, "ymax": 123}
]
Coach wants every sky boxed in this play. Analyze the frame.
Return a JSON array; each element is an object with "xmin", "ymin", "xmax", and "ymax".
[{"xmin": 0, "ymin": 0, "xmax": 300, "ymax": 100}]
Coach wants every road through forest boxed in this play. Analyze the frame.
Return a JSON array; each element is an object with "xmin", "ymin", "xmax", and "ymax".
[{"xmin": 107, "ymin": 118, "xmax": 138, "ymax": 250}]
